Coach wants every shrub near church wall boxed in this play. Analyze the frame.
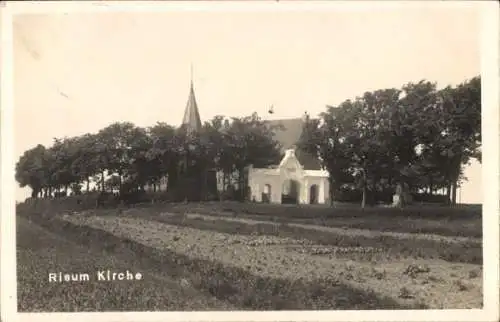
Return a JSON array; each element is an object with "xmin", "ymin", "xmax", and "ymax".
[{"xmin": 333, "ymin": 187, "xmax": 449, "ymax": 205}]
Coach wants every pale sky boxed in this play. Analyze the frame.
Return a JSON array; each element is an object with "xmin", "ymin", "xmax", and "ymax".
[{"xmin": 12, "ymin": 3, "xmax": 482, "ymax": 203}]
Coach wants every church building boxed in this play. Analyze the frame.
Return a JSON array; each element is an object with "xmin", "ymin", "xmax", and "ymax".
[
  {"xmin": 247, "ymin": 118, "xmax": 331, "ymax": 205},
  {"xmin": 157, "ymin": 76, "xmax": 331, "ymax": 204},
  {"xmin": 247, "ymin": 149, "xmax": 330, "ymax": 205}
]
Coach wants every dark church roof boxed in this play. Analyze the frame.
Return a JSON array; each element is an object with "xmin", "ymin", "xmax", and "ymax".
[
  {"xmin": 179, "ymin": 78, "xmax": 322, "ymax": 171},
  {"xmin": 182, "ymin": 81, "xmax": 202, "ymax": 133},
  {"xmin": 267, "ymin": 118, "xmax": 322, "ymax": 170}
]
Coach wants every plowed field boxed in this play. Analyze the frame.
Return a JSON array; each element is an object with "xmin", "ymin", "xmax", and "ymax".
[{"xmin": 17, "ymin": 203, "xmax": 483, "ymax": 311}]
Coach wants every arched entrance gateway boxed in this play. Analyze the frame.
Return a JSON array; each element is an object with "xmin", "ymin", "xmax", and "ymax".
[
  {"xmin": 309, "ymin": 184, "xmax": 318, "ymax": 204},
  {"xmin": 281, "ymin": 179, "xmax": 300, "ymax": 204},
  {"xmin": 262, "ymin": 184, "xmax": 272, "ymax": 203},
  {"xmin": 247, "ymin": 149, "xmax": 330, "ymax": 204}
]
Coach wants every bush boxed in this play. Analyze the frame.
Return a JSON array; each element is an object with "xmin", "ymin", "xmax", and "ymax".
[
  {"xmin": 412, "ymin": 193, "xmax": 448, "ymax": 204},
  {"xmin": 118, "ymin": 190, "xmax": 149, "ymax": 205},
  {"xmin": 220, "ymin": 185, "xmax": 245, "ymax": 202},
  {"xmin": 147, "ymin": 191, "xmax": 176, "ymax": 203},
  {"xmin": 334, "ymin": 187, "xmax": 362, "ymax": 203},
  {"xmin": 334, "ymin": 187, "xmax": 450, "ymax": 205}
]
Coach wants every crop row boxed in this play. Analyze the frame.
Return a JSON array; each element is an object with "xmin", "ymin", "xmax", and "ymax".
[
  {"xmin": 121, "ymin": 211, "xmax": 482, "ymax": 265},
  {"xmin": 147, "ymin": 202, "xmax": 483, "ymax": 238},
  {"xmin": 162, "ymin": 201, "xmax": 482, "ymax": 219}
]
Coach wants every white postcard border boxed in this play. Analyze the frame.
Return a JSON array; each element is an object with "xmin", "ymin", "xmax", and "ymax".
[{"xmin": 1, "ymin": 1, "xmax": 498, "ymax": 322}]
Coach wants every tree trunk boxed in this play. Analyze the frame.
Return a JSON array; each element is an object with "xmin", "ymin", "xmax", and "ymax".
[
  {"xmin": 86, "ymin": 179, "xmax": 90, "ymax": 192},
  {"xmin": 450, "ymin": 154, "xmax": 462, "ymax": 206},
  {"xmin": 218, "ymin": 172, "xmax": 224, "ymax": 202},
  {"xmin": 101, "ymin": 171, "xmax": 106, "ymax": 192},
  {"xmin": 361, "ymin": 185, "xmax": 366, "ymax": 209},
  {"xmin": 204, "ymin": 168, "xmax": 209, "ymax": 201},
  {"xmin": 361, "ymin": 169, "xmax": 367, "ymax": 209},
  {"xmin": 328, "ymin": 177, "xmax": 338, "ymax": 207},
  {"xmin": 167, "ymin": 164, "xmax": 179, "ymax": 193},
  {"xmin": 446, "ymin": 182, "xmax": 452, "ymax": 205},
  {"xmin": 451, "ymin": 180, "xmax": 458, "ymax": 205},
  {"xmin": 238, "ymin": 167, "xmax": 246, "ymax": 201}
]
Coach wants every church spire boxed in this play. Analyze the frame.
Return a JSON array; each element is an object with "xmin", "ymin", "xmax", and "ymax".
[
  {"xmin": 190, "ymin": 63, "xmax": 193, "ymax": 87},
  {"xmin": 182, "ymin": 65, "xmax": 202, "ymax": 133}
]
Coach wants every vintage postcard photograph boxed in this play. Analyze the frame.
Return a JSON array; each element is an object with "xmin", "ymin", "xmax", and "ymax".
[{"xmin": 1, "ymin": 1, "xmax": 499, "ymax": 321}]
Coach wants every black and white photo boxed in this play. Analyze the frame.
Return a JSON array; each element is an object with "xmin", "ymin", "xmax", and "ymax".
[{"xmin": 1, "ymin": 1, "xmax": 499, "ymax": 322}]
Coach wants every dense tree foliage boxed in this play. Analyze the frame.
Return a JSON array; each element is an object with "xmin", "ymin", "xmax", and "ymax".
[
  {"xmin": 16, "ymin": 112, "xmax": 282, "ymax": 202},
  {"xmin": 298, "ymin": 76, "xmax": 481, "ymax": 206},
  {"xmin": 16, "ymin": 76, "xmax": 480, "ymax": 206}
]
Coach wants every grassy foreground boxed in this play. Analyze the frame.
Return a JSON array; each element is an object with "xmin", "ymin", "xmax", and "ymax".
[{"xmin": 17, "ymin": 216, "xmax": 234, "ymax": 312}]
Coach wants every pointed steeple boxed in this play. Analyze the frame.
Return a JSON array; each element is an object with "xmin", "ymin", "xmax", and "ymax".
[{"xmin": 182, "ymin": 65, "xmax": 202, "ymax": 133}]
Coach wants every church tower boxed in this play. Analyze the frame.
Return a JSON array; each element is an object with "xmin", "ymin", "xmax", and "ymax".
[
  {"xmin": 177, "ymin": 68, "xmax": 218, "ymax": 201},
  {"xmin": 182, "ymin": 80, "xmax": 202, "ymax": 133},
  {"xmin": 181, "ymin": 66, "xmax": 202, "ymax": 134}
]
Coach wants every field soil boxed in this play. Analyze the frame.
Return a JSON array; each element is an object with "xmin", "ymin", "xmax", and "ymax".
[
  {"xmin": 17, "ymin": 200, "xmax": 483, "ymax": 311},
  {"xmin": 94, "ymin": 207, "xmax": 481, "ymax": 264},
  {"xmin": 60, "ymin": 212, "xmax": 483, "ymax": 309}
]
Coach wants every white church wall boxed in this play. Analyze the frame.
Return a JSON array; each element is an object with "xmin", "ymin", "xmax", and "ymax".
[
  {"xmin": 269, "ymin": 176, "xmax": 283, "ymax": 203},
  {"xmin": 302, "ymin": 176, "xmax": 328, "ymax": 204},
  {"xmin": 248, "ymin": 167, "xmax": 282, "ymax": 203},
  {"xmin": 248, "ymin": 149, "xmax": 331, "ymax": 205}
]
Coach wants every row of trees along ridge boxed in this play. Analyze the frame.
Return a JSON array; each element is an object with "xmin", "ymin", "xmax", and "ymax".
[
  {"xmin": 298, "ymin": 76, "xmax": 480, "ymax": 207},
  {"xmin": 16, "ymin": 76, "xmax": 480, "ymax": 207}
]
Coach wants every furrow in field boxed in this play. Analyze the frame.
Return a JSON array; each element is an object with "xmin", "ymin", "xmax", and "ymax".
[
  {"xmin": 158, "ymin": 202, "xmax": 482, "ymax": 238},
  {"xmin": 61, "ymin": 214, "xmax": 483, "ymax": 309},
  {"xmin": 160, "ymin": 211, "xmax": 481, "ymax": 244},
  {"xmin": 109, "ymin": 209, "xmax": 482, "ymax": 264}
]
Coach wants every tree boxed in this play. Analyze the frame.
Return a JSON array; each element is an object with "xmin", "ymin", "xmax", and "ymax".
[
  {"xmin": 306, "ymin": 76, "xmax": 480, "ymax": 207},
  {"xmin": 222, "ymin": 113, "xmax": 282, "ymax": 199},
  {"xmin": 48, "ymin": 137, "xmax": 82, "ymax": 195},
  {"xmin": 432, "ymin": 76, "xmax": 481, "ymax": 204},
  {"xmin": 146, "ymin": 122, "xmax": 183, "ymax": 194},
  {"xmin": 70, "ymin": 133, "xmax": 100, "ymax": 192},
  {"xmin": 97, "ymin": 122, "xmax": 140, "ymax": 190},
  {"xmin": 15, "ymin": 144, "xmax": 50, "ymax": 198},
  {"xmin": 15, "ymin": 76, "xmax": 480, "ymax": 206},
  {"xmin": 298, "ymin": 105, "xmax": 354, "ymax": 205}
]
